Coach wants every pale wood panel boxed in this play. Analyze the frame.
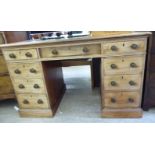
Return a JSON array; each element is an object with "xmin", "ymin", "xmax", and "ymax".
[
  {"xmin": 102, "ymin": 108, "xmax": 142, "ymax": 118},
  {"xmin": 103, "ymin": 91, "xmax": 140, "ymax": 108},
  {"xmin": 3, "ymin": 49, "xmax": 38, "ymax": 60},
  {"xmin": 103, "ymin": 74, "xmax": 142, "ymax": 91},
  {"xmin": 102, "ymin": 38, "xmax": 147, "ymax": 55},
  {"xmin": 0, "ymin": 75, "xmax": 14, "ymax": 94},
  {"xmin": 90, "ymin": 31, "xmax": 131, "ymax": 37},
  {"xmin": 39, "ymin": 44, "xmax": 101, "ymax": 58},
  {"xmin": 12, "ymin": 78, "xmax": 45, "ymax": 93},
  {"xmin": 103, "ymin": 55, "xmax": 145, "ymax": 75},
  {"xmin": 19, "ymin": 109, "xmax": 53, "ymax": 117},
  {"xmin": 0, "ymin": 55, "xmax": 8, "ymax": 73},
  {"xmin": 7, "ymin": 62, "xmax": 42, "ymax": 78},
  {"xmin": 17, "ymin": 94, "xmax": 49, "ymax": 109}
]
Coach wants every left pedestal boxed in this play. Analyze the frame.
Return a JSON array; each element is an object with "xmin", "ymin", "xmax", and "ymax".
[{"xmin": 2, "ymin": 48, "xmax": 65, "ymax": 117}]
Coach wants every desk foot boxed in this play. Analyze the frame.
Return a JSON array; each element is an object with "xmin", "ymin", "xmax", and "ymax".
[{"xmin": 102, "ymin": 108, "xmax": 143, "ymax": 118}]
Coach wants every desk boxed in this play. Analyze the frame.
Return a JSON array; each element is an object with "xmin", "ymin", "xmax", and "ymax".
[{"xmin": 0, "ymin": 32, "xmax": 151, "ymax": 118}]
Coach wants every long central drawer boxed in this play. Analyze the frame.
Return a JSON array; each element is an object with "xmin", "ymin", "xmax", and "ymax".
[{"xmin": 39, "ymin": 44, "xmax": 101, "ymax": 58}]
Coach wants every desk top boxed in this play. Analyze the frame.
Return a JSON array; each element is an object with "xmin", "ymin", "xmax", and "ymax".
[{"xmin": 0, "ymin": 32, "xmax": 151, "ymax": 48}]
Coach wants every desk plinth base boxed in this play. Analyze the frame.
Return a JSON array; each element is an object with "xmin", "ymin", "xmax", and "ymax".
[
  {"xmin": 102, "ymin": 108, "xmax": 143, "ymax": 118},
  {"xmin": 19, "ymin": 109, "xmax": 53, "ymax": 117}
]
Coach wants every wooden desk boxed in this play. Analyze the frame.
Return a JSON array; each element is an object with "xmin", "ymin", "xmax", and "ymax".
[{"xmin": 0, "ymin": 32, "xmax": 151, "ymax": 118}]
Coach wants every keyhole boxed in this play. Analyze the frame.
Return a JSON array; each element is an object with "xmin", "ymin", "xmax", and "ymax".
[
  {"xmin": 122, "ymin": 76, "xmax": 123, "ymax": 79},
  {"xmin": 123, "ymin": 43, "xmax": 125, "ymax": 46}
]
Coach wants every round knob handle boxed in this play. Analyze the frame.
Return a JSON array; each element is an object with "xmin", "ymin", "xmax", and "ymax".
[
  {"xmin": 130, "ymin": 44, "xmax": 138, "ymax": 49},
  {"xmin": 25, "ymin": 52, "xmax": 32, "ymax": 57},
  {"xmin": 23, "ymin": 99, "xmax": 29, "ymax": 104},
  {"xmin": 111, "ymin": 98, "xmax": 116, "ymax": 103},
  {"xmin": 111, "ymin": 81, "xmax": 117, "ymax": 86},
  {"xmin": 129, "ymin": 80, "xmax": 136, "ymax": 86},
  {"xmin": 14, "ymin": 69, "xmax": 21, "ymax": 74},
  {"xmin": 130, "ymin": 62, "xmax": 137, "ymax": 68},
  {"xmin": 9, "ymin": 53, "xmax": 16, "ymax": 58},
  {"xmin": 33, "ymin": 84, "xmax": 40, "ymax": 89},
  {"xmin": 30, "ymin": 68, "xmax": 37, "ymax": 73},
  {"xmin": 18, "ymin": 84, "xmax": 25, "ymax": 89},
  {"xmin": 83, "ymin": 47, "xmax": 89, "ymax": 53},
  {"xmin": 111, "ymin": 45, "xmax": 118, "ymax": 51},
  {"xmin": 111, "ymin": 64, "xmax": 117, "ymax": 69},
  {"xmin": 128, "ymin": 98, "xmax": 134, "ymax": 103},
  {"xmin": 52, "ymin": 49, "xmax": 58, "ymax": 55},
  {"xmin": 37, "ymin": 99, "xmax": 44, "ymax": 104}
]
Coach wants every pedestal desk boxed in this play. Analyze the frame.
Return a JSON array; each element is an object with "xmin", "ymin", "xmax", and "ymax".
[{"xmin": 0, "ymin": 32, "xmax": 151, "ymax": 118}]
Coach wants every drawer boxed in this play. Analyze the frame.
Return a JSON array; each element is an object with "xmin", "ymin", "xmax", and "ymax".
[
  {"xmin": 39, "ymin": 44, "xmax": 101, "ymax": 58},
  {"xmin": 103, "ymin": 91, "xmax": 141, "ymax": 108},
  {"xmin": 17, "ymin": 94, "xmax": 49, "ymax": 109},
  {"xmin": 12, "ymin": 78, "xmax": 45, "ymax": 93},
  {"xmin": 3, "ymin": 49, "xmax": 38, "ymax": 60},
  {"xmin": 7, "ymin": 62, "xmax": 42, "ymax": 78},
  {"xmin": 0, "ymin": 75, "xmax": 14, "ymax": 94},
  {"xmin": 102, "ymin": 38, "xmax": 147, "ymax": 55},
  {"xmin": 0, "ymin": 55, "xmax": 8, "ymax": 73},
  {"xmin": 103, "ymin": 75, "xmax": 142, "ymax": 91},
  {"xmin": 103, "ymin": 55, "xmax": 145, "ymax": 75}
]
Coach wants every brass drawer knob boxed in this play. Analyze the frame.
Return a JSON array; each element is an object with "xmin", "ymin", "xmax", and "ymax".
[
  {"xmin": 37, "ymin": 99, "xmax": 44, "ymax": 104},
  {"xmin": 129, "ymin": 80, "xmax": 136, "ymax": 86},
  {"xmin": 128, "ymin": 98, "xmax": 134, "ymax": 103},
  {"xmin": 25, "ymin": 52, "xmax": 32, "ymax": 57},
  {"xmin": 18, "ymin": 84, "xmax": 25, "ymax": 89},
  {"xmin": 111, "ymin": 64, "xmax": 117, "ymax": 69},
  {"xmin": 111, "ymin": 81, "xmax": 117, "ymax": 86},
  {"xmin": 130, "ymin": 62, "xmax": 137, "ymax": 68},
  {"xmin": 111, "ymin": 45, "xmax": 118, "ymax": 51},
  {"xmin": 14, "ymin": 69, "xmax": 21, "ymax": 74},
  {"xmin": 30, "ymin": 68, "xmax": 37, "ymax": 73},
  {"xmin": 9, "ymin": 53, "xmax": 16, "ymax": 58},
  {"xmin": 111, "ymin": 98, "xmax": 116, "ymax": 103},
  {"xmin": 23, "ymin": 99, "xmax": 29, "ymax": 104},
  {"xmin": 130, "ymin": 44, "xmax": 138, "ymax": 49},
  {"xmin": 52, "ymin": 49, "xmax": 58, "ymax": 55},
  {"xmin": 33, "ymin": 84, "xmax": 40, "ymax": 89},
  {"xmin": 83, "ymin": 47, "xmax": 89, "ymax": 53}
]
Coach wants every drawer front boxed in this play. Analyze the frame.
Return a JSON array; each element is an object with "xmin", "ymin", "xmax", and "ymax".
[
  {"xmin": 40, "ymin": 44, "xmax": 101, "ymax": 58},
  {"xmin": 17, "ymin": 94, "xmax": 49, "ymax": 109},
  {"xmin": 0, "ymin": 75, "xmax": 14, "ymax": 94},
  {"xmin": 102, "ymin": 38, "xmax": 147, "ymax": 55},
  {"xmin": 3, "ymin": 49, "xmax": 38, "ymax": 60},
  {"xmin": 8, "ymin": 62, "xmax": 42, "ymax": 78},
  {"xmin": 103, "ymin": 55, "xmax": 145, "ymax": 75},
  {"xmin": 103, "ymin": 91, "xmax": 140, "ymax": 108},
  {"xmin": 104, "ymin": 75, "xmax": 142, "ymax": 91},
  {"xmin": 13, "ymin": 78, "xmax": 45, "ymax": 93},
  {"xmin": 0, "ymin": 55, "xmax": 8, "ymax": 73}
]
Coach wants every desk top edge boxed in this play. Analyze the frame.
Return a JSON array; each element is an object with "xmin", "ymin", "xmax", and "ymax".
[{"xmin": 0, "ymin": 32, "xmax": 152, "ymax": 48}]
